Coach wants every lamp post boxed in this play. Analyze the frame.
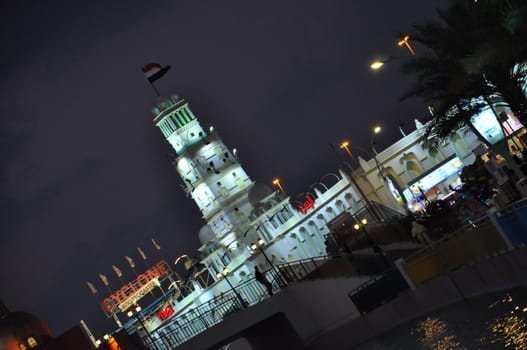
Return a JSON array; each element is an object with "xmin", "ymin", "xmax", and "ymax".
[
  {"xmin": 216, "ymin": 267, "xmax": 247, "ymax": 308},
  {"xmin": 337, "ymin": 141, "xmax": 382, "ymax": 222},
  {"xmin": 250, "ymin": 238, "xmax": 287, "ymax": 287},
  {"xmin": 371, "ymin": 125, "xmax": 382, "ymax": 155},
  {"xmin": 353, "ymin": 218, "xmax": 389, "ymax": 267},
  {"xmin": 339, "ymin": 141, "xmax": 356, "ymax": 161},
  {"xmin": 127, "ymin": 304, "xmax": 160, "ymax": 350},
  {"xmin": 272, "ymin": 178, "xmax": 286, "ymax": 195},
  {"xmin": 397, "ymin": 34, "xmax": 416, "ymax": 55}
]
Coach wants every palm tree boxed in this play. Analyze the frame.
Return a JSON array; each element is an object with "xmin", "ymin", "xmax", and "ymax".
[{"xmin": 400, "ymin": 0, "xmax": 527, "ymax": 144}]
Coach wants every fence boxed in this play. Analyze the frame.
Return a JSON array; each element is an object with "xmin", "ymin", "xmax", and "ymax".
[
  {"xmin": 140, "ymin": 268, "xmax": 290, "ymax": 350},
  {"xmin": 401, "ymin": 216, "xmax": 508, "ymax": 286},
  {"xmin": 137, "ymin": 256, "xmax": 336, "ymax": 349},
  {"xmin": 490, "ymin": 198, "xmax": 527, "ymax": 246},
  {"xmin": 276, "ymin": 255, "xmax": 333, "ymax": 283}
]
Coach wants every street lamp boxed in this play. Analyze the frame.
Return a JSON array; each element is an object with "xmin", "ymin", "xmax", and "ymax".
[
  {"xmin": 272, "ymin": 178, "xmax": 286, "ymax": 195},
  {"xmin": 339, "ymin": 141, "xmax": 356, "ymax": 161},
  {"xmin": 370, "ymin": 60, "xmax": 386, "ymax": 70},
  {"xmin": 371, "ymin": 125, "xmax": 382, "ymax": 155},
  {"xmin": 397, "ymin": 34, "xmax": 416, "ymax": 55},
  {"xmin": 353, "ymin": 218, "xmax": 390, "ymax": 267},
  {"xmin": 127, "ymin": 304, "xmax": 160, "ymax": 350},
  {"xmin": 216, "ymin": 267, "xmax": 247, "ymax": 308},
  {"xmin": 250, "ymin": 238, "xmax": 287, "ymax": 287},
  {"xmin": 337, "ymin": 141, "xmax": 382, "ymax": 222}
]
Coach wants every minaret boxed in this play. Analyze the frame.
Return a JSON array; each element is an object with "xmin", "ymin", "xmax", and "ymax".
[{"xmin": 153, "ymin": 95, "xmax": 254, "ymax": 273}]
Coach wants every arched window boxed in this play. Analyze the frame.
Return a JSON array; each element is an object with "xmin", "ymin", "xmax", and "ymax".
[
  {"xmin": 406, "ymin": 160, "xmax": 423, "ymax": 180},
  {"xmin": 450, "ymin": 132, "xmax": 470, "ymax": 156},
  {"xmin": 427, "ymin": 147, "xmax": 443, "ymax": 164}
]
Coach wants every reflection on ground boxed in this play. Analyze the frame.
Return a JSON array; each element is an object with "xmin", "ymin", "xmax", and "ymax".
[{"xmin": 354, "ymin": 288, "xmax": 527, "ymax": 349}]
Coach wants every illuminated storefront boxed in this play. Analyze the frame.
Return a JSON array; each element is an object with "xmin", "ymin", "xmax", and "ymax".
[{"xmin": 403, "ymin": 156, "xmax": 464, "ymax": 213}]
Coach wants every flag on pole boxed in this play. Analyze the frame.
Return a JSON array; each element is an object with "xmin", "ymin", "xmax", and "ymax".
[
  {"xmin": 142, "ymin": 63, "xmax": 170, "ymax": 83},
  {"xmin": 112, "ymin": 265, "xmax": 123, "ymax": 278},
  {"xmin": 137, "ymin": 247, "xmax": 147, "ymax": 260},
  {"xmin": 125, "ymin": 256, "xmax": 135, "ymax": 269},
  {"xmin": 86, "ymin": 281, "xmax": 97, "ymax": 294},
  {"xmin": 152, "ymin": 238, "xmax": 161, "ymax": 251},
  {"xmin": 98, "ymin": 273, "xmax": 109, "ymax": 286}
]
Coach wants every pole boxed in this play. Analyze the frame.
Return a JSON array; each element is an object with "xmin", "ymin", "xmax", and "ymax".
[
  {"xmin": 222, "ymin": 275, "xmax": 247, "ymax": 308},
  {"xmin": 149, "ymin": 81, "xmax": 161, "ymax": 97},
  {"xmin": 135, "ymin": 312, "xmax": 160, "ymax": 350},
  {"xmin": 258, "ymin": 247, "xmax": 287, "ymax": 287},
  {"xmin": 330, "ymin": 143, "xmax": 382, "ymax": 222}
]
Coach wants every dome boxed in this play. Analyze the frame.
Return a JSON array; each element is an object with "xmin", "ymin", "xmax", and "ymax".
[
  {"xmin": 0, "ymin": 311, "xmax": 53, "ymax": 346},
  {"xmin": 248, "ymin": 183, "xmax": 274, "ymax": 206},
  {"xmin": 198, "ymin": 225, "xmax": 216, "ymax": 245}
]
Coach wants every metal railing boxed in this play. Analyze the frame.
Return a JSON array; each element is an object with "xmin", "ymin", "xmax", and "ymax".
[
  {"xmin": 276, "ymin": 255, "xmax": 333, "ymax": 283},
  {"xmin": 142, "ymin": 270, "xmax": 284, "ymax": 349},
  {"xmin": 137, "ymin": 255, "xmax": 336, "ymax": 349},
  {"xmin": 346, "ymin": 209, "xmax": 523, "ymax": 316}
]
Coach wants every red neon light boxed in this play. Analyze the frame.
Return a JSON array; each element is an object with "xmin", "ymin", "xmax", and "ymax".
[
  {"xmin": 296, "ymin": 194, "xmax": 315, "ymax": 214},
  {"xmin": 156, "ymin": 305, "xmax": 174, "ymax": 321}
]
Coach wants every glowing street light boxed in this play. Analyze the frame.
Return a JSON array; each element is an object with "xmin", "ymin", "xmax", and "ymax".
[
  {"xmin": 371, "ymin": 125, "xmax": 382, "ymax": 155},
  {"xmin": 339, "ymin": 141, "xmax": 356, "ymax": 161},
  {"xmin": 272, "ymin": 178, "xmax": 286, "ymax": 195},
  {"xmin": 397, "ymin": 34, "xmax": 416, "ymax": 55},
  {"xmin": 370, "ymin": 60, "xmax": 386, "ymax": 70}
]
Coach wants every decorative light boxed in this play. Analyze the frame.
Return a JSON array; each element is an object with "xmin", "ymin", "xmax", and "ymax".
[
  {"xmin": 135, "ymin": 305, "xmax": 142, "ymax": 313},
  {"xmin": 353, "ymin": 224, "xmax": 360, "ymax": 230},
  {"xmin": 103, "ymin": 334, "xmax": 110, "ymax": 340},
  {"xmin": 127, "ymin": 310, "xmax": 133, "ymax": 318},
  {"xmin": 258, "ymin": 238, "xmax": 265, "ymax": 246},
  {"xmin": 373, "ymin": 126, "xmax": 382, "ymax": 134},
  {"xmin": 361, "ymin": 218, "xmax": 368, "ymax": 225}
]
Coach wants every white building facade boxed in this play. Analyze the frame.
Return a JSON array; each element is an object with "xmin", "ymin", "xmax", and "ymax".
[
  {"xmin": 131, "ymin": 96, "xmax": 488, "ymax": 341},
  {"xmin": 149, "ymin": 95, "xmax": 369, "ymax": 321}
]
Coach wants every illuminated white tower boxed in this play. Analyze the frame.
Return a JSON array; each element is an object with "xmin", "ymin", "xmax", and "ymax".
[{"xmin": 153, "ymin": 95, "xmax": 255, "ymax": 276}]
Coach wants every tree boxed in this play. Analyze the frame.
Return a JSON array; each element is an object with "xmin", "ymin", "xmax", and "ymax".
[{"xmin": 400, "ymin": 0, "xmax": 527, "ymax": 144}]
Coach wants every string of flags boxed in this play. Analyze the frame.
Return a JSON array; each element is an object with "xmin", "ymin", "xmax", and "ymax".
[{"xmin": 87, "ymin": 238, "xmax": 165, "ymax": 294}]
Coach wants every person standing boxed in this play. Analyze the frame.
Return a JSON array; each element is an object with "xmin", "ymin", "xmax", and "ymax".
[{"xmin": 254, "ymin": 266, "xmax": 273, "ymax": 296}]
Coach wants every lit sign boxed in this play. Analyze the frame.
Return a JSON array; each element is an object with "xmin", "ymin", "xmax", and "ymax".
[
  {"xmin": 156, "ymin": 305, "xmax": 174, "ymax": 321},
  {"xmin": 406, "ymin": 157, "xmax": 463, "ymax": 199},
  {"xmin": 470, "ymin": 109, "xmax": 504, "ymax": 144},
  {"xmin": 296, "ymin": 194, "xmax": 315, "ymax": 214},
  {"xmin": 101, "ymin": 260, "xmax": 170, "ymax": 313}
]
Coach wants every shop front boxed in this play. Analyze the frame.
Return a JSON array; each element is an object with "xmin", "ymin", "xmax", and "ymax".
[{"xmin": 403, "ymin": 156, "xmax": 465, "ymax": 213}]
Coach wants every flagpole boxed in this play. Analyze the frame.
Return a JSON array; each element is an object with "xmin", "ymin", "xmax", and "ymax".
[{"xmin": 149, "ymin": 81, "xmax": 161, "ymax": 97}]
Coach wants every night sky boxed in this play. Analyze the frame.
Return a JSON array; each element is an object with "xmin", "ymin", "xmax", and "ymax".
[{"xmin": 0, "ymin": 0, "xmax": 444, "ymax": 337}]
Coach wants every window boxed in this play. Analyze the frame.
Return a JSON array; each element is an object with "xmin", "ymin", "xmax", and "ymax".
[{"xmin": 27, "ymin": 337, "xmax": 38, "ymax": 348}]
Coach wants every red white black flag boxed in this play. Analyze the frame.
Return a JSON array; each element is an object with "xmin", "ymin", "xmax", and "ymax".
[{"xmin": 142, "ymin": 63, "xmax": 170, "ymax": 83}]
